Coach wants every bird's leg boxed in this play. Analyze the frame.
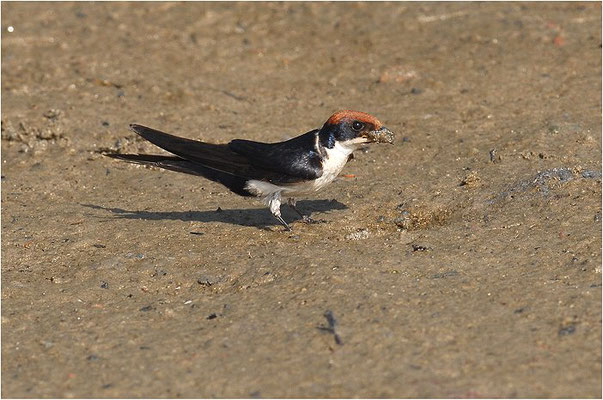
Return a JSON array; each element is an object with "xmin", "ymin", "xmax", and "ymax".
[
  {"xmin": 287, "ymin": 198, "xmax": 306, "ymax": 219},
  {"xmin": 287, "ymin": 198, "xmax": 315, "ymax": 223},
  {"xmin": 269, "ymin": 194, "xmax": 291, "ymax": 231}
]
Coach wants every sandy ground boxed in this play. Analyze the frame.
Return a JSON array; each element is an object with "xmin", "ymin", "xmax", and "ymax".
[{"xmin": 1, "ymin": 2, "xmax": 601, "ymax": 398}]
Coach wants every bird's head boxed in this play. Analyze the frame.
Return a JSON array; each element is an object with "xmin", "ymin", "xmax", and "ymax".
[{"xmin": 319, "ymin": 110, "xmax": 395, "ymax": 149}]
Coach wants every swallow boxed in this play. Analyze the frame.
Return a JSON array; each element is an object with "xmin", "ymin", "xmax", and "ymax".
[{"xmin": 106, "ymin": 110, "xmax": 395, "ymax": 230}]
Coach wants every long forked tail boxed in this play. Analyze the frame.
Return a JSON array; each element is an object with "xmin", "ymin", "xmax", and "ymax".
[
  {"xmin": 128, "ymin": 124, "xmax": 237, "ymax": 166},
  {"xmin": 105, "ymin": 153, "xmax": 253, "ymax": 197}
]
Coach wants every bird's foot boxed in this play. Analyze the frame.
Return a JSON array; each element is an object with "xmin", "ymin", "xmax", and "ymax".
[{"xmin": 274, "ymin": 214, "xmax": 292, "ymax": 231}]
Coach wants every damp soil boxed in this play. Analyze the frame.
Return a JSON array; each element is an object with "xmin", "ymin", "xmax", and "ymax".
[{"xmin": 2, "ymin": 2, "xmax": 601, "ymax": 398}]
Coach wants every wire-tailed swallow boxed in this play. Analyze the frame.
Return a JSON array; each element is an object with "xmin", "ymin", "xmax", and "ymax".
[{"xmin": 106, "ymin": 110, "xmax": 395, "ymax": 230}]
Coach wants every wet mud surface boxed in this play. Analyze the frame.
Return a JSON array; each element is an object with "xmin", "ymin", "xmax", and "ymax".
[{"xmin": 2, "ymin": 2, "xmax": 601, "ymax": 398}]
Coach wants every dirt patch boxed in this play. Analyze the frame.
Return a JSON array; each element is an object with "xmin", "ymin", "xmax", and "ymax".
[{"xmin": 2, "ymin": 2, "xmax": 601, "ymax": 398}]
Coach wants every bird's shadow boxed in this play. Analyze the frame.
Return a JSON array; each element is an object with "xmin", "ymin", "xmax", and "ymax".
[{"xmin": 81, "ymin": 199, "xmax": 347, "ymax": 229}]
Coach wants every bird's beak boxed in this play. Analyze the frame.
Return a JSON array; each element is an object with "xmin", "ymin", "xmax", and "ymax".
[{"xmin": 365, "ymin": 126, "xmax": 395, "ymax": 144}]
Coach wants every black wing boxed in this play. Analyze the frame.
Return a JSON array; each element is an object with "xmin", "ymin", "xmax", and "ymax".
[
  {"xmin": 126, "ymin": 124, "xmax": 250, "ymax": 173},
  {"xmin": 107, "ymin": 125, "xmax": 321, "ymax": 195},
  {"xmin": 229, "ymin": 129, "xmax": 323, "ymax": 181},
  {"xmin": 129, "ymin": 124, "xmax": 322, "ymax": 183},
  {"xmin": 105, "ymin": 154, "xmax": 253, "ymax": 196}
]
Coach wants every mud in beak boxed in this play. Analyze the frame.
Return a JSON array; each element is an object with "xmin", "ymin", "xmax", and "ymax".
[{"xmin": 366, "ymin": 126, "xmax": 395, "ymax": 144}]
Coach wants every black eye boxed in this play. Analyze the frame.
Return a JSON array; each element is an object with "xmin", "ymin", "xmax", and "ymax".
[{"xmin": 352, "ymin": 121, "xmax": 364, "ymax": 131}]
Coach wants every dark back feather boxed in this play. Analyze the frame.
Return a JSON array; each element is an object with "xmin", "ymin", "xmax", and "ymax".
[
  {"xmin": 120, "ymin": 124, "xmax": 321, "ymax": 186},
  {"xmin": 229, "ymin": 130, "xmax": 323, "ymax": 180}
]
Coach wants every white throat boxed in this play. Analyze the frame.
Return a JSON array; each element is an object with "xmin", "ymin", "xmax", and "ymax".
[
  {"xmin": 312, "ymin": 137, "xmax": 366, "ymax": 190},
  {"xmin": 322, "ymin": 139, "xmax": 361, "ymax": 174}
]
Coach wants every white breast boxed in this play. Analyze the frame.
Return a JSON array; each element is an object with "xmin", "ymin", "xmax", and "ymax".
[
  {"xmin": 310, "ymin": 141, "xmax": 357, "ymax": 191},
  {"xmin": 245, "ymin": 137, "xmax": 366, "ymax": 203}
]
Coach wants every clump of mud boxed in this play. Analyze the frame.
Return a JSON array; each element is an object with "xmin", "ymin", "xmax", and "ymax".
[
  {"xmin": 1, "ymin": 109, "xmax": 68, "ymax": 152},
  {"xmin": 393, "ymin": 203, "xmax": 454, "ymax": 231},
  {"xmin": 491, "ymin": 167, "xmax": 602, "ymax": 203}
]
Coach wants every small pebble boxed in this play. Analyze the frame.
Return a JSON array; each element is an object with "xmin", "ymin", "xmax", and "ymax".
[
  {"xmin": 489, "ymin": 149, "xmax": 500, "ymax": 163},
  {"xmin": 345, "ymin": 229, "xmax": 370, "ymax": 240},
  {"xmin": 558, "ymin": 325, "xmax": 576, "ymax": 336},
  {"xmin": 412, "ymin": 244, "xmax": 431, "ymax": 252},
  {"xmin": 125, "ymin": 253, "xmax": 145, "ymax": 259},
  {"xmin": 197, "ymin": 275, "xmax": 218, "ymax": 286},
  {"xmin": 431, "ymin": 270, "xmax": 458, "ymax": 279},
  {"xmin": 460, "ymin": 171, "xmax": 482, "ymax": 188}
]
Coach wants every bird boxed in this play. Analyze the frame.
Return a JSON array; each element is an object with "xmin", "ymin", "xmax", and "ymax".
[{"xmin": 106, "ymin": 110, "xmax": 395, "ymax": 230}]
